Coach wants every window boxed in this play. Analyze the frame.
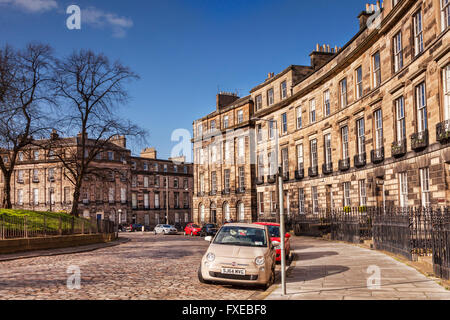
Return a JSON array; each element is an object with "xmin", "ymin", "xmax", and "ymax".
[
  {"xmin": 155, "ymin": 193, "xmax": 160, "ymax": 208},
  {"xmin": 132, "ymin": 175, "xmax": 137, "ymax": 187},
  {"xmin": 413, "ymin": 11, "xmax": 424, "ymax": 56},
  {"xmin": 33, "ymin": 169, "xmax": 39, "ymax": 182},
  {"xmin": 324, "ymin": 133, "xmax": 332, "ymax": 165},
  {"xmin": 18, "ymin": 152, "xmax": 23, "ymax": 161},
  {"xmin": 224, "ymin": 169, "xmax": 230, "ymax": 190},
  {"xmin": 164, "ymin": 164, "xmax": 168, "ymax": 172},
  {"xmin": 312, "ymin": 187, "xmax": 319, "ymax": 213},
  {"xmin": 154, "ymin": 163, "xmax": 159, "ymax": 172},
  {"xmin": 121, "ymin": 188, "xmax": 127, "ymax": 203},
  {"xmin": 255, "ymin": 95, "xmax": 263, "ymax": 111},
  {"xmin": 372, "ymin": 52, "xmax": 381, "ymax": 88},
  {"xmin": 281, "ymin": 113, "xmax": 287, "ymax": 134},
  {"xmin": 174, "ymin": 178, "xmax": 179, "ymax": 188},
  {"xmin": 33, "ymin": 188, "xmax": 39, "ymax": 205},
  {"xmin": 357, "ymin": 118, "xmax": 365, "ymax": 155},
  {"xmin": 359, "ymin": 180, "xmax": 367, "ymax": 207},
  {"xmin": 211, "ymin": 144, "xmax": 217, "ymax": 163},
  {"xmin": 183, "ymin": 178, "xmax": 188, "ymax": 189},
  {"xmin": 268, "ymin": 120, "xmax": 275, "ymax": 140},
  {"xmin": 296, "ymin": 106, "xmax": 302, "ymax": 129},
  {"xmin": 395, "ymin": 96, "xmax": 406, "ymax": 141},
  {"xmin": 48, "ymin": 168, "xmax": 55, "ymax": 181},
  {"xmin": 393, "ymin": 32, "xmax": 403, "ymax": 72},
  {"xmin": 416, "ymin": 82, "xmax": 427, "ymax": 132},
  {"xmin": 211, "ymin": 172, "xmax": 217, "ymax": 192},
  {"xmin": 223, "ymin": 115, "xmax": 229, "ymax": 129},
  {"xmin": 2, "ymin": 156, "xmax": 8, "ymax": 163},
  {"xmin": 183, "ymin": 193, "xmax": 189, "ymax": 207},
  {"xmin": 341, "ymin": 126, "xmax": 349, "ymax": 159},
  {"xmin": 142, "ymin": 193, "xmax": 149, "ymax": 209},
  {"xmin": 257, "ymin": 124, "xmax": 263, "ymax": 142},
  {"xmin": 197, "ymin": 124, "xmax": 203, "ymax": 137},
  {"xmin": 258, "ymin": 192, "xmax": 264, "ymax": 215},
  {"xmin": 143, "ymin": 162, "xmax": 148, "ymax": 171},
  {"xmin": 64, "ymin": 187, "xmax": 70, "ymax": 203},
  {"xmin": 420, "ymin": 168, "xmax": 430, "ymax": 207},
  {"xmin": 310, "ymin": 99, "xmax": 316, "ymax": 123},
  {"xmin": 281, "ymin": 148, "xmax": 289, "ymax": 177},
  {"xmin": 223, "ymin": 202, "xmax": 230, "ymax": 221},
  {"xmin": 144, "ymin": 176, "xmax": 149, "ymax": 188},
  {"xmin": 270, "ymin": 191, "xmax": 276, "ymax": 215},
  {"xmin": 131, "ymin": 193, "xmax": 137, "ymax": 209},
  {"xmin": 173, "ymin": 165, "xmax": 177, "ymax": 173},
  {"xmin": 210, "ymin": 120, "xmax": 216, "ymax": 131},
  {"xmin": 237, "ymin": 110, "xmax": 244, "ymax": 124},
  {"xmin": 174, "ymin": 193, "xmax": 179, "ymax": 208},
  {"xmin": 298, "ymin": 189, "xmax": 305, "ymax": 214},
  {"xmin": 374, "ymin": 109, "xmax": 383, "ymax": 150},
  {"xmin": 296, "ymin": 144, "xmax": 304, "ymax": 170},
  {"xmin": 281, "ymin": 81, "xmax": 287, "ymax": 99},
  {"xmin": 343, "ymin": 182, "xmax": 351, "ymax": 207},
  {"xmin": 257, "ymin": 153, "xmax": 264, "ymax": 180},
  {"xmin": 356, "ymin": 67, "xmax": 363, "ymax": 99},
  {"xmin": 339, "ymin": 78, "xmax": 348, "ymax": 107},
  {"xmin": 399, "ymin": 172, "xmax": 408, "ymax": 207},
  {"xmin": 310, "ymin": 139, "xmax": 318, "ymax": 168},
  {"xmin": 238, "ymin": 167, "xmax": 245, "ymax": 189},
  {"xmin": 442, "ymin": 0, "xmax": 450, "ymax": 31},
  {"xmin": 107, "ymin": 151, "xmax": 114, "ymax": 161},
  {"xmin": 131, "ymin": 161, "xmax": 137, "ymax": 170},
  {"xmin": 155, "ymin": 176, "xmax": 160, "ymax": 187},
  {"xmin": 224, "ymin": 141, "xmax": 230, "ymax": 162},
  {"xmin": 96, "ymin": 152, "xmax": 102, "ymax": 160},
  {"xmin": 267, "ymin": 88, "xmax": 274, "ymax": 106},
  {"xmin": 33, "ymin": 151, "xmax": 39, "ymax": 161},
  {"xmin": 443, "ymin": 65, "xmax": 450, "ymax": 120},
  {"xmin": 184, "ymin": 166, "xmax": 188, "ymax": 174},
  {"xmin": 200, "ymin": 204, "xmax": 205, "ymax": 223},
  {"xmin": 17, "ymin": 170, "xmax": 24, "ymax": 183},
  {"xmin": 238, "ymin": 137, "xmax": 244, "ymax": 159},
  {"xmin": 323, "ymin": 90, "xmax": 330, "ymax": 117},
  {"xmin": 17, "ymin": 189, "xmax": 23, "ymax": 205},
  {"xmin": 109, "ymin": 188, "xmax": 115, "ymax": 203}
]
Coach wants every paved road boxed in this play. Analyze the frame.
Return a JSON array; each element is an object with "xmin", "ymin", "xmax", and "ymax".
[
  {"xmin": 0, "ymin": 233, "xmax": 263, "ymax": 300},
  {"xmin": 267, "ymin": 237, "xmax": 450, "ymax": 300}
]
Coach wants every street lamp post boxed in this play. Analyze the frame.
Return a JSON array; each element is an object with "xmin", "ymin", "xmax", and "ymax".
[{"xmin": 252, "ymin": 117, "xmax": 287, "ymax": 296}]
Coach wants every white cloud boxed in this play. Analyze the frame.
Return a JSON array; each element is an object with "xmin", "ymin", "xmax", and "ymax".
[
  {"xmin": 0, "ymin": 0, "xmax": 58, "ymax": 13},
  {"xmin": 82, "ymin": 7, "xmax": 133, "ymax": 38}
]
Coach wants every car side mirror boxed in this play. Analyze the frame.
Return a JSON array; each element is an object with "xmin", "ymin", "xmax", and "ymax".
[{"xmin": 205, "ymin": 236, "xmax": 212, "ymax": 242}]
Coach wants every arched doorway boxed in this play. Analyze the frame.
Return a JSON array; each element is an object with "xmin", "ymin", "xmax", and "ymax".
[{"xmin": 210, "ymin": 202, "xmax": 217, "ymax": 223}]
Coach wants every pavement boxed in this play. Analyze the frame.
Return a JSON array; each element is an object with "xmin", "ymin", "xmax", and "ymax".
[{"xmin": 266, "ymin": 237, "xmax": 450, "ymax": 300}]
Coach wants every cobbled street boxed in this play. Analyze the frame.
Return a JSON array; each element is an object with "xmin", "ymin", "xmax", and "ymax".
[{"xmin": 0, "ymin": 233, "xmax": 265, "ymax": 300}]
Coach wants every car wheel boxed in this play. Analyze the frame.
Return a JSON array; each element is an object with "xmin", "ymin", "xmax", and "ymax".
[
  {"xmin": 190, "ymin": 231, "xmax": 193, "ymax": 236},
  {"xmin": 264, "ymin": 267, "xmax": 275, "ymax": 290},
  {"xmin": 198, "ymin": 266, "xmax": 211, "ymax": 284}
]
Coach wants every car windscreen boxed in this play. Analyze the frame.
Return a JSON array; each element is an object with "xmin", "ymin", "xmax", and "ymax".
[
  {"xmin": 205, "ymin": 224, "xmax": 216, "ymax": 228},
  {"xmin": 213, "ymin": 226, "xmax": 267, "ymax": 247},
  {"xmin": 192, "ymin": 224, "xmax": 200, "ymax": 228},
  {"xmin": 163, "ymin": 225, "xmax": 172, "ymax": 228},
  {"xmin": 267, "ymin": 225, "xmax": 280, "ymax": 237}
]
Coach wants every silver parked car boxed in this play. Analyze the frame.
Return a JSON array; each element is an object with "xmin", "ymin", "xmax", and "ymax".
[{"xmin": 154, "ymin": 224, "xmax": 178, "ymax": 235}]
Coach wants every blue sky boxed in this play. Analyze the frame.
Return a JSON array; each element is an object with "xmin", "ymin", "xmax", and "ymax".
[{"xmin": 0, "ymin": 0, "xmax": 368, "ymax": 159}]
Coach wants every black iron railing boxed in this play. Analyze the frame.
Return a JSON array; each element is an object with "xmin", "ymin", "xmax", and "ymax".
[
  {"xmin": 354, "ymin": 153, "xmax": 366, "ymax": 168},
  {"xmin": 392, "ymin": 139, "xmax": 407, "ymax": 157},
  {"xmin": 371, "ymin": 147, "xmax": 384, "ymax": 164},
  {"xmin": 267, "ymin": 175, "xmax": 276, "ymax": 184},
  {"xmin": 256, "ymin": 176, "xmax": 265, "ymax": 185},
  {"xmin": 436, "ymin": 120, "xmax": 450, "ymax": 143},
  {"xmin": 308, "ymin": 166, "xmax": 318, "ymax": 177},
  {"xmin": 295, "ymin": 168, "xmax": 304, "ymax": 180},
  {"xmin": 338, "ymin": 158, "xmax": 350, "ymax": 171},
  {"xmin": 221, "ymin": 188, "xmax": 230, "ymax": 195},
  {"xmin": 283, "ymin": 172, "xmax": 290, "ymax": 181},
  {"xmin": 411, "ymin": 130, "xmax": 429, "ymax": 151},
  {"xmin": 322, "ymin": 162, "xmax": 333, "ymax": 175}
]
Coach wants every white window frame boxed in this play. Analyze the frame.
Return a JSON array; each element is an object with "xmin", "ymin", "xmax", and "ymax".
[
  {"xmin": 442, "ymin": 0, "xmax": 450, "ymax": 31},
  {"xmin": 323, "ymin": 90, "xmax": 331, "ymax": 117},
  {"xmin": 296, "ymin": 106, "xmax": 302, "ymax": 129},
  {"xmin": 372, "ymin": 52, "xmax": 381, "ymax": 88},
  {"xmin": 393, "ymin": 32, "xmax": 403, "ymax": 72},
  {"xmin": 310, "ymin": 99, "xmax": 316, "ymax": 123},
  {"xmin": 374, "ymin": 109, "xmax": 383, "ymax": 150},
  {"xmin": 356, "ymin": 67, "xmax": 363, "ymax": 99},
  {"xmin": 416, "ymin": 82, "xmax": 427, "ymax": 132},
  {"xmin": 341, "ymin": 126, "xmax": 349, "ymax": 159},
  {"xmin": 420, "ymin": 168, "xmax": 430, "ymax": 207},
  {"xmin": 340, "ymin": 78, "xmax": 348, "ymax": 107},
  {"xmin": 343, "ymin": 182, "xmax": 351, "ymax": 207},
  {"xmin": 359, "ymin": 180, "xmax": 367, "ymax": 207},
  {"xmin": 443, "ymin": 65, "xmax": 450, "ymax": 121},
  {"xmin": 310, "ymin": 139, "xmax": 318, "ymax": 168},
  {"xmin": 413, "ymin": 10, "xmax": 424, "ymax": 56},
  {"xmin": 296, "ymin": 144, "xmax": 304, "ymax": 170},
  {"xmin": 399, "ymin": 172, "xmax": 408, "ymax": 208},
  {"xmin": 324, "ymin": 133, "xmax": 332, "ymax": 165},
  {"xmin": 357, "ymin": 118, "xmax": 365, "ymax": 155},
  {"xmin": 395, "ymin": 96, "xmax": 406, "ymax": 141}
]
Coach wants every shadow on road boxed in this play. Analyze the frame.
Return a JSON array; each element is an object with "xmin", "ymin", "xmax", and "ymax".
[{"xmin": 294, "ymin": 251, "xmax": 339, "ymax": 262}]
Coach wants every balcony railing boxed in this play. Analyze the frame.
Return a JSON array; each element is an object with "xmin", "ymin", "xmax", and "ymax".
[
  {"xmin": 267, "ymin": 175, "xmax": 276, "ymax": 184},
  {"xmin": 392, "ymin": 139, "xmax": 407, "ymax": 157},
  {"xmin": 236, "ymin": 187, "xmax": 246, "ymax": 194},
  {"xmin": 221, "ymin": 188, "xmax": 230, "ymax": 195},
  {"xmin": 322, "ymin": 162, "xmax": 333, "ymax": 175},
  {"xmin": 197, "ymin": 192, "xmax": 205, "ymax": 197},
  {"xmin": 295, "ymin": 168, "xmax": 304, "ymax": 180},
  {"xmin": 184, "ymin": 204, "xmax": 190, "ymax": 209},
  {"xmin": 209, "ymin": 190, "xmax": 217, "ymax": 196},
  {"xmin": 371, "ymin": 147, "xmax": 385, "ymax": 164},
  {"xmin": 436, "ymin": 120, "xmax": 450, "ymax": 143},
  {"xmin": 308, "ymin": 166, "xmax": 318, "ymax": 177},
  {"xmin": 338, "ymin": 158, "xmax": 350, "ymax": 171},
  {"xmin": 256, "ymin": 176, "xmax": 264, "ymax": 185},
  {"xmin": 282, "ymin": 172, "xmax": 290, "ymax": 181},
  {"xmin": 354, "ymin": 153, "xmax": 366, "ymax": 168},
  {"xmin": 411, "ymin": 130, "xmax": 429, "ymax": 151}
]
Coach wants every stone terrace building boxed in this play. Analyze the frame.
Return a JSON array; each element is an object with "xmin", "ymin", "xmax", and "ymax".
[
  {"xmin": 0, "ymin": 136, "xmax": 193, "ymax": 228},
  {"xmin": 193, "ymin": 0, "xmax": 450, "ymax": 224}
]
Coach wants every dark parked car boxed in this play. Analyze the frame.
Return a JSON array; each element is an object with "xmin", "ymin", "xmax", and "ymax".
[
  {"xmin": 130, "ymin": 224, "xmax": 143, "ymax": 232},
  {"xmin": 199, "ymin": 224, "xmax": 218, "ymax": 237}
]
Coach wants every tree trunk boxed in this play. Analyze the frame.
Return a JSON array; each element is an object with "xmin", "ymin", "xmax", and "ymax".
[
  {"xmin": 2, "ymin": 173, "xmax": 12, "ymax": 209},
  {"xmin": 71, "ymin": 183, "xmax": 81, "ymax": 217}
]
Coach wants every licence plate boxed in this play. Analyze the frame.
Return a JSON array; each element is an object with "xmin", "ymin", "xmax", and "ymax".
[{"xmin": 221, "ymin": 268, "xmax": 246, "ymax": 275}]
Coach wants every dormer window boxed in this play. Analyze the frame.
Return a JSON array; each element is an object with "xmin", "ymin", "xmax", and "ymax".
[{"xmin": 107, "ymin": 151, "xmax": 114, "ymax": 161}]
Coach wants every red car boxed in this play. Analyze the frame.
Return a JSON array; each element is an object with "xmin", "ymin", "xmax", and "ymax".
[
  {"xmin": 254, "ymin": 222, "xmax": 291, "ymax": 262},
  {"xmin": 184, "ymin": 223, "xmax": 202, "ymax": 236}
]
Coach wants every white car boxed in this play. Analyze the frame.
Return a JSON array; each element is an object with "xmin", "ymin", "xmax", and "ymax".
[{"xmin": 154, "ymin": 224, "xmax": 178, "ymax": 235}]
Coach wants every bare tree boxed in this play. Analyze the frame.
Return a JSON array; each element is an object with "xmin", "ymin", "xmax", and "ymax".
[
  {"xmin": 47, "ymin": 49, "xmax": 145, "ymax": 216},
  {"xmin": 0, "ymin": 43, "xmax": 54, "ymax": 208}
]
